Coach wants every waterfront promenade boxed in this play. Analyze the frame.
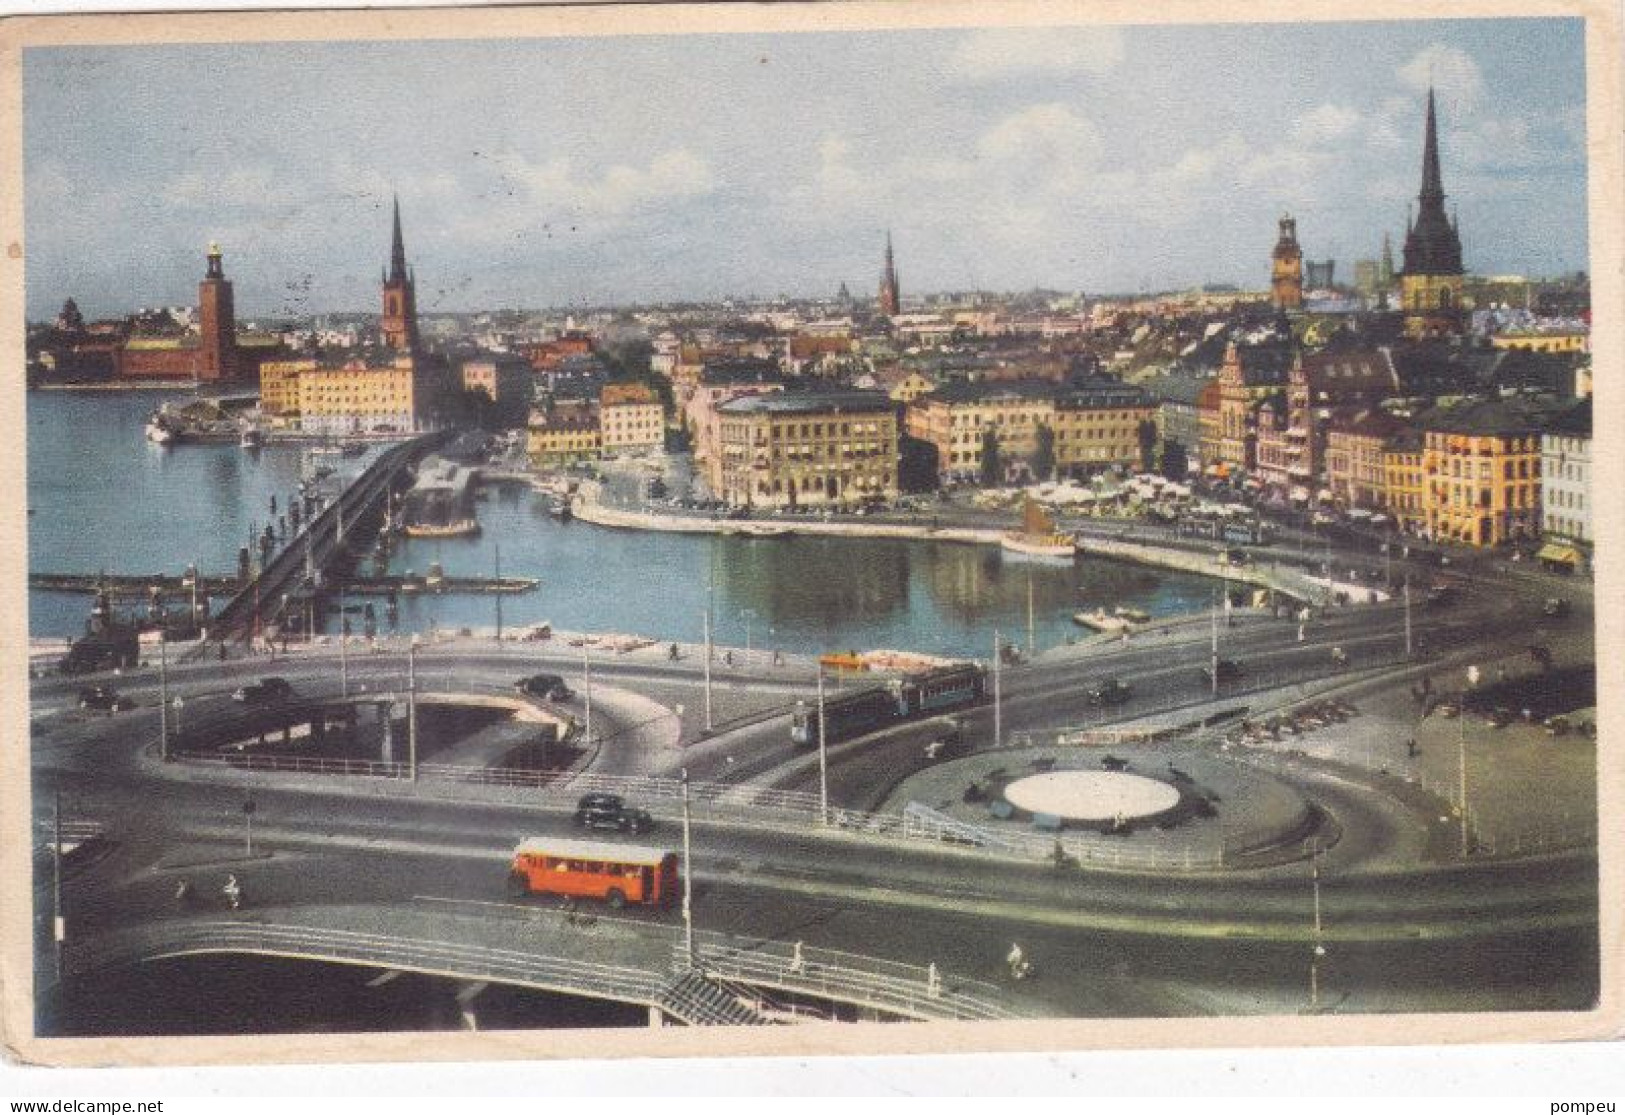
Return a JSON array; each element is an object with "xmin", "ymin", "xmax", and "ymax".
[{"xmin": 572, "ymin": 482, "xmax": 1336, "ymax": 605}]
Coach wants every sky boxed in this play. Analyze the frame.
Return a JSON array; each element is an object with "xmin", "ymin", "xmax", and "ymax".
[{"xmin": 22, "ymin": 18, "xmax": 1590, "ymax": 320}]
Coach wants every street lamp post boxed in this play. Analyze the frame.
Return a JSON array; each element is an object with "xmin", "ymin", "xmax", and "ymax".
[
  {"xmin": 158, "ymin": 634, "xmax": 169, "ymax": 762},
  {"xmin": 583, "ymin": 641, "xmax": 593, "ymax": 744},
  {"xmin": 702, "ymin": 607, "xmax": 713, "ymax": 732},
  {"xmin": 680, "ymin": 766, "xmax": 696, "ymax": 968},
  {"xmin": 817, "ymin": 667, "xmax": 829, "ymax": 826},
  {"xmin": 494, "ymin": 542, "xmax": 503, "ymax": 643},
  {"xmin": 1210, "ymin": 590, "xmax": 1220, "ymax": 700},
  {"xmin": 1460, "ymin": 665, "xmax": 1478, "ymax": 857},
  {"xmin": 992, "ymin": 628, "xmax": 1002, "ymax": 749},
  {"xmin": 742, "ymin": 608, "xmax": 754, "ymax": 657},
  {"xmin": 408, "ymin": 634, "xmax": 420, "ymax": 781},
  {"xmin": 1309, "ymin": 838, "xmax": 1326, "ymax": 1011},
  {"xmin": 1402, "ymin": 576, "xmax": 1413, "ymax": 659},
  {"xmin": 339, "ymin": 589, "xmax": 349, "ymax": 698}
]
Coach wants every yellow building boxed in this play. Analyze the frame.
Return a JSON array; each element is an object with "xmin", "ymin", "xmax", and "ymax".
[
  {"xmin": 296, "ymin": 356, "xmax": 433, "ymax": 436},
  {"xmin": 713, "ymin": 390, "xmax": 897, "ymax": 508},
  {"xmin": 527, "ymin": 403, "xmax": 602, "ymax": 465},
  {"xmin": 258, "ymin": 354, "xmax": 444, "ymax": 434},
  {"xmin": 1381, "ymin": 430, "xmax": 1427, "ymax": 535},
  {"xmin": 258, "ymin": 359, "xmax": 310, "ymax": 423},
  {"xmin": 905, "ymin": 378, "xmax": 1152, "ymax": 481},
  {"xmin": 599, "ymin": 383, "xmax": 666, "ymax": 453},
  {"xmin": 1419, "ymin": 398, "xmax": 1557, "ymax": 547},
  {"xmin": 1051, "ymin": 379, "xmax": 1155, "ymax": 472},
  {"xmin": 906, "ymin": 381, "xmax": 1053, "ymax": 481}
]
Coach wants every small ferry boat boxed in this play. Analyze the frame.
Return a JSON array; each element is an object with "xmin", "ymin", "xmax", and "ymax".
[
  {"xmin": 1072, "ymin": 609, "xmax": 1131, "ymax": 633},
  {"xmin": 548, "ymin": 497, "xmax": 573, "ymax": 522},
  {"xmin": 238, "ymin": 425, "xmax": 263, "ymax": 450},
  {"xmin": 1113, "ymin": 606, "xmax": 1151, "ymax": 624},
  {"xmin": 144, "ymin": 410, "xmax": 177, "ymax": 445},
  {"xmin": 1001, "ymin": 496, "xmax": 1077, "ymax": 562},
  {"xmin": 340, "ymin": 441, "xmax": 367, "ymax": 458}
]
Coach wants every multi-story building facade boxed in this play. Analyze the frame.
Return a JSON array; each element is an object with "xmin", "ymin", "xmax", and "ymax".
[
  {"xmin": 1539, "ymin": 398, "xmax": 1591, "ymax": 571},
  {"xmin": 527, "ymin": 401, "xmax": 602, "ymax": 465},
  {"xmin": 905, "ymin": 378, "xmax": 1152, "ymax": 482},
  {"xmin": 1382, "ymin": 430, "xmax": 1427, "ymax": 535},
  {"xmin": 258, "ymin": 358, "xmax": 308, "ymax": 424},
  {"xmin": 1420, "ymin": 397, "xmax": 1558, "ymax": 547},
  {"xmin": 461, "ymin": 355, "xmax": 533, "ymax": 425},
  {"xmin": 599, "ymin": 382, "xmax": 665, "ymax": 453},
  {"xmin": 1052, "ymin": 378, "xmax": 1156, "ymax": 474},
  {"xmin": 906, "ymin": 380, "xmax": 1054, "ymax": 482},
  {"xmin": 1212, "ymin": 341, "xmax": 1293, "ymax": 471},
  {"xmin": 712, "ymin": 390, "xmax": 897, "ymax": 509},
  {"xmin": 1326, "ymin": 408, "xmax": 1410, "ymax": 511},
  {"xmin": 296, "ymin": 356, "xmax": 437, "ymax": 436}
]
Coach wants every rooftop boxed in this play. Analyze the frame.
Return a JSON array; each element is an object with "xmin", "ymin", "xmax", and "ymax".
[{"xmin": 717, "ymin": 388, "xmax": 894, "ymax": 416}]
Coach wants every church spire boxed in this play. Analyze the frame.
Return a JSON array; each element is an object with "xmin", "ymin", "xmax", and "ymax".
[
  {"xmin": 1420, "ymin": 87, "xmax": 1444, "ymax": 201},
  {"xmin": 388, "ymin": 195, "xmax": 408, "ymax": 285}
]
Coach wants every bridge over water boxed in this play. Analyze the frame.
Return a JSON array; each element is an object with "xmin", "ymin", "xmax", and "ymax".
[{"xmin": 200, "ymin": 433, "xmax": 451, "ymax": 649}]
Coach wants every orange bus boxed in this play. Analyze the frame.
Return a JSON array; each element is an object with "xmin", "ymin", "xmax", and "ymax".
[{"xmin": 507, "ymin": 837, "xmax": 680, "ymax": 909}]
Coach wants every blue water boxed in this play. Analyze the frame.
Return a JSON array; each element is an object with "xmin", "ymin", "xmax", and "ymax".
[{"xmin": 27, "ymin": 392, "xmax": 1216, "ymax": 657}]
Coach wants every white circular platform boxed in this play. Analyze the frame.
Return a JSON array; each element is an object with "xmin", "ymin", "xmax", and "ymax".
[{"xmin": 1003, "ymin": 771, "xmax": 1181, "ymax": 822}]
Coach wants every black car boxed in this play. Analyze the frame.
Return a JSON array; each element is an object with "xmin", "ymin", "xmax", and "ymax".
[
  {"xmin": 517, "ymin": 673, "xmax": 574, "ymax": 702},
  {"xmin": 573, "ymin": 793, "xmax": 654, "ymax": 834},
  {"xmin": 1200, "ymin": 659, "xmax": 1244, "ymax": 685},
  {"xmin": 233, "ymin": 676, "xmax": 293, "ymax": 703},
  {"xmin": 78, "ymin": 684, "xmax": 131, "ymax": 712},
  {"xmin": 1087, "ymin": 679, "xmax": 1133, "ymax": 706}
]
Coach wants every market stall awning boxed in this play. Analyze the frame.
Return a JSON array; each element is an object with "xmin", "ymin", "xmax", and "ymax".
[{"xmin": 1536, "ymin": 543, "xmax": 1581, "ymax": 566}]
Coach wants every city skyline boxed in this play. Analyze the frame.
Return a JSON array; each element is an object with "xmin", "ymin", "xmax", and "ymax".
[{"xmin": 24, "ymin": 18, "xmax": 1588, "ymax": 320}]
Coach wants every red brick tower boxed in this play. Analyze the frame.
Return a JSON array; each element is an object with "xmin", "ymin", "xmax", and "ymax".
[
  {"xmin": 380, "ymin": 196, "xmax": 420, "ymax": 353},
  {"xmin": 197, "ymin": 242, "xmax": 239, "ymax": 382}
]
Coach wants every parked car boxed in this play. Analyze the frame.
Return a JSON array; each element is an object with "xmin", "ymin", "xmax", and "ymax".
[
  {"xmin": 516, "ymin": 673, "xmax": 574, "ymax": 701},
  {"xmin": 78, "ymin": 684, "xmax": 131, "ymax": 712},
  {"xmin": 233, "ymin": 676, "xmax": 293, "ymax": 703},
  {"xmin": 1087, "ymin": 679, "xmax": 1133, "ymax": 706},
  {"xmin": 573, "ymin": 793, "xmax": 654, "ymax": 835}
]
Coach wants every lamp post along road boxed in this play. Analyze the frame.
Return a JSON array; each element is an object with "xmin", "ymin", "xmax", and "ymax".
[
  {"xmin": 339, "ymin": 589, "xmax": 349, "ymax": 698},
  {"xmin": 1461, "ymin": 665, "xmax": 1478, "ymax": 857},
  {"xmin": 158, "ymin": 634, "xmax": 169, "ymax": 762},
  {"xmin": 1403, "ymin": 576, "xmax": 1413, "ymax": 658},
  {"xmin": 583, "ymin": 642, "xmax": 593, "ymax": 744},
  {"xmin": 407, "ymin": 635, "xmax": 419, "ymax": 781},
  {"xmin": 680, "ymin": 767, "xmax": 696, "ymax": 968},
  {"xmin": 702, "ymin": 607, "xmax": 713, "ymax": 732},
  {"xmin": 992, "ymin": 629, "xmax": 1002, "ymax": 749},
  {"xmin": 817, "ymin": 667, "xmax": 829, "ymax": 826}
]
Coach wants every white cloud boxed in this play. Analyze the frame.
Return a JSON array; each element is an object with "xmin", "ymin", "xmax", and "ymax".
[
  {"xmin": 976, "ymin": 103, "xmax": 1103, "ymax": 173},
  {"xmin": 164, "ymin": 166, "xmax": 279, "ymax": 208},
  {"xmin": 1291, "ymin": 103, "xmax": 1362, "ymax": 147},
  {"xmin": 1397, "ymin": 45, "xmax": 1485, "ymax": 111},
  {"xmin": 512, "ymin": 148, "xmax": 716, "ymax": 218},
  {"xmin": 951, "ymin": 27, "xmax": 1124, "ymax": 80}
]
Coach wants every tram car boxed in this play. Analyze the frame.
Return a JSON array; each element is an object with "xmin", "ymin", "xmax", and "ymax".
[{"xmin": 790, "ymin": 663, "xmax": 988, "ymax": 747}]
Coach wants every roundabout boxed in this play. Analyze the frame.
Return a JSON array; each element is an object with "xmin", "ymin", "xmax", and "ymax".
[{"xmin": 1002, "ymin": 770, "xmax": 1180, "ymax": 824}]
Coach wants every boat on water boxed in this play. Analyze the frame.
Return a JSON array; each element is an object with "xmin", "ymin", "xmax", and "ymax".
[
  {"xmin": 340, "ymin": 441, "xmax": 367, "ymax": 458},
  {"xmin": 403, "ymin": 519, "xmax": 482, "ymax": 539},
  {"xmin": 1001, "ymin": 496, "xmax": 1077, "ymax": 562},
  {"xmin": 1114, "ymin": 606, "xmax": 1151, "ymax": 624},
  {"xmin": 239, "ymin": 425, "xmax": 263, "ymax": 450},
  {"xmin": 548, "ymin": 497, "xmax": 573, "ymax": 522},
  {"xmin": 1073, "ymin": 609, "xmax": 1131, "ymax": 633},
  {"xmin": 144, "ymin": 410, "xmax": 177, "ymax": 445}
]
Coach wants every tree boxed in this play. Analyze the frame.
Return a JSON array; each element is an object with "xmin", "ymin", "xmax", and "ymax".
[
  {"xmin": 1161, "ymin": 439, "xmax": 1190, "ymax": 481},
  {"xmin": 444, "ymin": 386, "xmax": 500, "ymax": 431},
  {"xmin": 1032, "ymin": 423, "xmax": 1056, "ymax": 481},
  {"xmin": 898, "ymin": 434, "xmax": 940, "ymax": 493},
  {"xmin": 979, "ymin": 427, "xmax": 1002, "ymax": 487},
  {"xmin": 1138, "ymin": 419, "xmax": 1159, "ymax": 473}
]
